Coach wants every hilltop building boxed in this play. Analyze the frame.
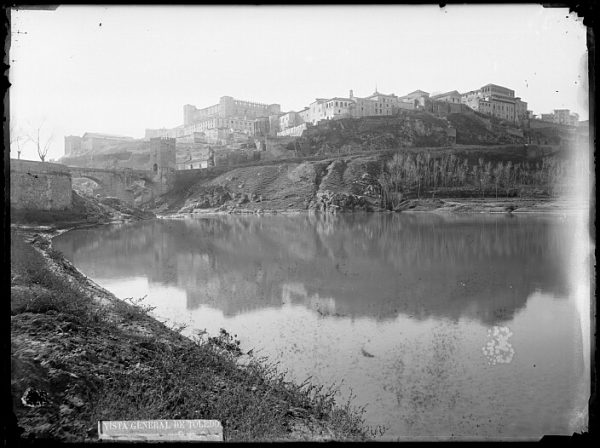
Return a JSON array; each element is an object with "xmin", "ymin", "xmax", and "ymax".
[
  {"xmin": 279, "ymin": 111, "xmax": 304, "ymax": 131},
  {"xmin": 431, "ymin": 90, "xmax": 462, "ymax": 104},
  {"xmin": 399, "ymin": 90, "xmax": 430, "ymax": 108},
  {"xmin": 146, "ymin": 96, "xmax": 281, "ymax": 140},
  {"xmin": 539, "ymin": 109, "xmax": 579, "ymax": 126},
  {"xmin": 460, "ymin": 83, "xmax": 528, "ymax": 124},
  {"xmin": 294, "ymin": 89, "xmax": 403, "ymax": 127},
  {"xmin": 143, "ymin": 95, "xmax": 283, "ymax": 170},
  {"xmin": 184, "ymin": 96, "xmax": 281, "ymax": 126},
  {"xmin": 63, "ymin": 132, "xmax": 135, "ymax": 156}
]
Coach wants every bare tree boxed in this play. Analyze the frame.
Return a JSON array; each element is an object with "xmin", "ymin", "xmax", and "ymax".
[
  {"xmin": 10, "ymin": 123, "xmax": 24, "ymax": 160},
  {"xmin": 27, "ymin": 122, "xmax": 54, "ymax": 162}
]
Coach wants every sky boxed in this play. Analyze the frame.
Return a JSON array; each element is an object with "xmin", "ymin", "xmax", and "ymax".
[{"xmin": 9, "ymin": 5, "xmax": 589, "ymax": 162}]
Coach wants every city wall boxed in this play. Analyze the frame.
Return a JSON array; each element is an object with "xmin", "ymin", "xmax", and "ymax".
[{"xmin": 10, "ymin": 159, "xmax": 73, "ymax": 210}]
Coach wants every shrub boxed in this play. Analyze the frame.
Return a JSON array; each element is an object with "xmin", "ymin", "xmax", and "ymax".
[{"xmin": 10, "ymin": 232, "xmax": 104, "ymax": 324}]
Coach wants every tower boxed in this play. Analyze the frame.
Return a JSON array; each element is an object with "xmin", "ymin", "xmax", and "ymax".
[
  {"xmin": 183, "ymin": 104, "xmax": 197, "ymax": 126},
  {"xmin": 149, "ymin": 137, "xmax": 176, "ymax": 193}
]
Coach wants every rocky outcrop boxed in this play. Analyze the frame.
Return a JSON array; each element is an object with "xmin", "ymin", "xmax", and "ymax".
[
  {"xmin": 446, "ymin": 113, "xmax": 525, "ymax": 145},
  {"xmin": 308, "ymin": 191, "xmax": 371, "ymax": 213},
  {"xmin": 292, "ymin": 114, "xmax": 452, "ymax": 157},
  {"xmin": 179, "ymin": 186, "xmax": 232, "ymax": 212}
]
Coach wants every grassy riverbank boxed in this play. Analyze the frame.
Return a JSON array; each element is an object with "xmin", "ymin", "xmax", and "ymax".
[{"xmin": 9, "ymin": 228, "xmax": 374, "ymax": 442}]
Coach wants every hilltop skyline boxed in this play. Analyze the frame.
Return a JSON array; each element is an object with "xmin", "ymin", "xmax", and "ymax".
[{"xmin": 9, "ymin": 5, "xmax": 588, "ymax": 162}]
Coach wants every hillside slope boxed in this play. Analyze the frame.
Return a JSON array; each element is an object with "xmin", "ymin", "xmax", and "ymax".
[{"xmin": 158, "ymin": 145, "xmax": 565, "ymax": 215}]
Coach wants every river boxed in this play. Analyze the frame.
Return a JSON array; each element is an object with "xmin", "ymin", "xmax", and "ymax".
[{"xmin": 53, "ymin": 212, "xmax": 589, "ymax": 440}]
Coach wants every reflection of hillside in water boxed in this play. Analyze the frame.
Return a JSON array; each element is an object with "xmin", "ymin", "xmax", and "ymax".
[{"xmin": 54, "ymin": 213, "xmax": 571, "ymax": 324}]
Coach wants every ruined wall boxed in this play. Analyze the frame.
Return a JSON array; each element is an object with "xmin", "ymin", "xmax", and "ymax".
[{"xmin": 10, "ymin": 159, "xmax": 73, "ymax": 210}]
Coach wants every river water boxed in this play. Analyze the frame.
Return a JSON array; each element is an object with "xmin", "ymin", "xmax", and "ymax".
[{"xmin": 54, "ymin": 212, "xmax": 589, "ymax": 440}]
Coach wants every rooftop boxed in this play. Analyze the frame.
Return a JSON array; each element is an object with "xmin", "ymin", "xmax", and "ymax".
[
  {"xmin": 481, "ymin": 83, "xmax": 513, "ymax": 90},
  {"xmin": 401, "ymin": 90, "xmax": 430, "ymax": 98},
  {"xmin": 431, "ymin": 90, "xmax": 461, "ymax": 99},
  {"xmin": 365, "ymin": 91, "xmax": 397, "ymax": 99},
  {"xmin": 82, "ymin": 132, "xmax": 135, "ymax": 140}
]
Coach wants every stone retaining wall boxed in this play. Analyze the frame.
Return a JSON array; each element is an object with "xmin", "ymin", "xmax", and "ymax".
[{"xmin": 10, "ymin": 159, "xmax": 73, "ymax": 210}]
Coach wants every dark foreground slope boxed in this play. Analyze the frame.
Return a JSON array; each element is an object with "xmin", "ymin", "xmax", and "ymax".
[{"xmin": 9, "ymin": 230, "xmax": 373, "ymax": 442}]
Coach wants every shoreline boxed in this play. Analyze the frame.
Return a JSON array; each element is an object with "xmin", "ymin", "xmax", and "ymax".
[
  {"xmin": 158, "ymin": 196, "xmax": 586, "ymax": 218},
  {"xmin": 10, "ymin": 218, "xmax": 374, "ymax": 442}
]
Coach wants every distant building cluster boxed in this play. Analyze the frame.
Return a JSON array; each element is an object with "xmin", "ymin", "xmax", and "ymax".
[
  {"xmin": 278, "ymin": 84, "xmax": 531, "ymax": 137},
  {"xmin": 145, "ymin": 96, "xmax": 281, "ymax": 141},
  {"xmin": 64, "ymin": 82, "xmax": 580, "ymax": 171},
  {"xmin": 539, "ymin": 109, "xmax": 580, "ymax": 126},
  {"xmin": 64, "ymin": 132, "xmax": 135, "ymax": 156}
]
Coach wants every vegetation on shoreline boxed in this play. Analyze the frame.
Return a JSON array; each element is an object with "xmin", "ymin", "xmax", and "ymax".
[
  {"xmin": 377, "ymin": 151, "xmax": 572, "ymax": 210},
  {"xmin": 153, "ymin": 142, "xmax": 581, "ymax": 215},
  {"xmin": 10, "ymin": 230, "xmax": 374, "ymax": 442}
]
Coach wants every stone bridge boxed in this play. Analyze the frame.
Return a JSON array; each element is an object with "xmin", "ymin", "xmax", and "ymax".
[
  {"xmin": 68, "ymin": 166, "xmax": 163, "ymax": 205},
  {"xmin": 10, "ymin": 159, "xmax": 176, "ymax": 210}
]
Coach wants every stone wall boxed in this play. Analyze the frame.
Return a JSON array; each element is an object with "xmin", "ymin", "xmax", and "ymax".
[
  {"xmin": 277, "ymin": 123, "xmax": 307, "ymax": 137},
  {"xmin": 10, "ymin": 159, "xmax": 73, "ymax": 210},
  {"xmin": 427, "ymin": 101, "xmax": 471, "ymax": 117}
]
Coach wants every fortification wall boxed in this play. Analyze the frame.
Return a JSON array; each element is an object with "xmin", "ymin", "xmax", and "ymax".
[{"xmin": 10, "ymin": 159, "xmax": 73, "ymax": 210}]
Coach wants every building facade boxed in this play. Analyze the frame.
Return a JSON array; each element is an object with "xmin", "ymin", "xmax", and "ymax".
[
  {"xmin": 80, "ymin": 133, "xmax": 135, "ymax": 153},
  {"xmin": 279, "ymin": 111, "xmax": 303, "ymax": 131},
  {"xmin": 460, "ymin": 83, "xmax": 527, "ymax": 124},
  {"xmin": 147, "ymin": 96, "xmax": 282, "ymax": 141},
  {"xmin": 298, "ymin": 89, "xmax": 402, "ymax": 125},
  {"xmin": 64, "ymin": 135, "xmax": 82, "ymax": 155},
  {"xmin": 399, "ymin": 90, "xmax": 430, "ymax": 108},
  {"xmin": 352, "ymin": 90, "xmax": 399, "ymax": 117},
  {"xmin": 431, "ymin": 90, "xmax": 462, "ymax": 104},
  {"xmin": 183, "ymin": 96, "xmax": 281, "ymax": 127},
  {"xmin": 64, "ymin": 133, "xmax": 134, "ymax": 155},
  {"xmin": 539, "ymin": 109, "xmax": 579, "ymax": 126},
  {"xmin": 514, "ymin": 98, "xmax": 528, "ymax": 122},
  {"xmin": 553, "ymin": 109, "xmax": 579, "ymax": 126}
]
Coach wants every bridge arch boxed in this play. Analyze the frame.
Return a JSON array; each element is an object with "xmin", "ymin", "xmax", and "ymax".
[
  {"xmin": 72, "ymin": 173, "xmax": 105, "ymax": 187},
  {"xmin": 71, "ymin": 175, "xmax": 104, "ymax": 198},
  {"xmin": 66, "ymin": 166, "xmax": 166, "ymax": 206}
]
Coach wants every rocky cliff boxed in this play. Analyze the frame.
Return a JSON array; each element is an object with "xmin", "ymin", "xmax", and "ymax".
[{"xmin": 157, "ymin": 144, "xmax": 563, "ymax": 215}]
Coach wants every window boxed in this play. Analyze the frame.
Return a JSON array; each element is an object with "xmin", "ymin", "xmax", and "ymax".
[{"xmin": 335, "ymin": 101, "xmax": 338, "ymax": 107}]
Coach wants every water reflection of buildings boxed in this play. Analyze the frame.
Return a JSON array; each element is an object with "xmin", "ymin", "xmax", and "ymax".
[
  {"xmin": 53, "ymin": 213, "xmax": 572, "ymax": 325},
  {"xmin": 282, "ymin": 283, "xmax": 337, "ymax": 316}
]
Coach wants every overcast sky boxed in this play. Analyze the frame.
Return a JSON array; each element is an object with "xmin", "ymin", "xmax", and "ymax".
[{"xmin": 9, "ymin": 5, "xmax": 588, "ymax": 162}]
